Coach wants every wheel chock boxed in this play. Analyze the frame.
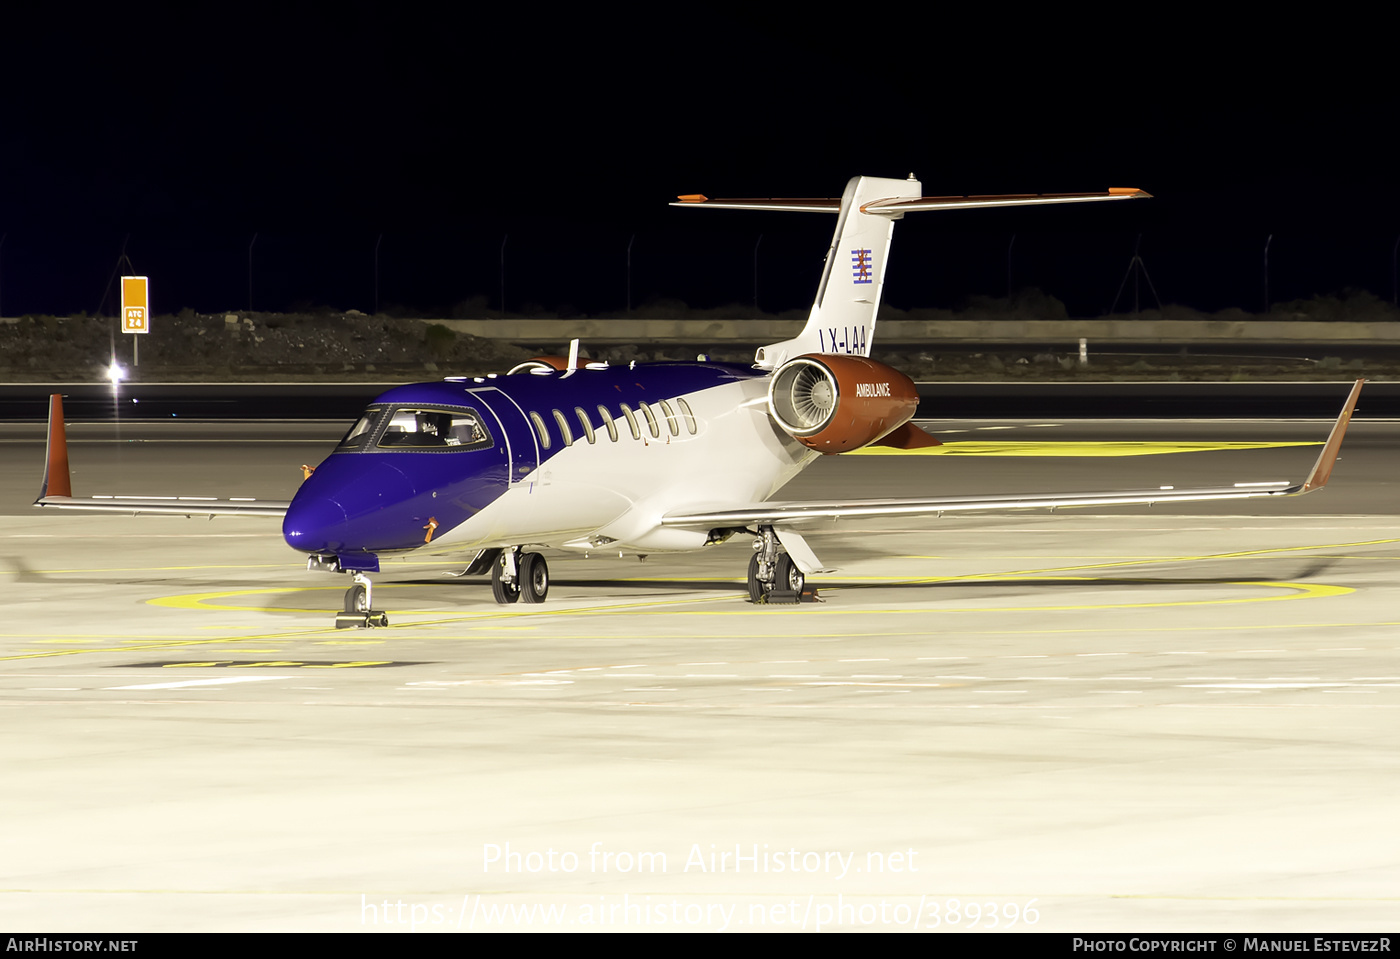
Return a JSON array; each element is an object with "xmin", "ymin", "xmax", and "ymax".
[
  {"xmin": 334, "ymin": 610, "xmax": 389, "ymax": 629},
  {"xmin": 755, "ymin": 587, "xmax": 821, "ymax": 606}
]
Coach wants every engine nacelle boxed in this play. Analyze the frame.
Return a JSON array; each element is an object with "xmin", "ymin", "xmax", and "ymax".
[{"xmin": 767, "ymin": 354, "xmax": 919, "ymax": 453}]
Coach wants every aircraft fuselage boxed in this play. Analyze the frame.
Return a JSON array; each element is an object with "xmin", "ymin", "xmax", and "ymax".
[{"xmin": 281, "ymin": 362, "xmax": 818, "ymax": 568}]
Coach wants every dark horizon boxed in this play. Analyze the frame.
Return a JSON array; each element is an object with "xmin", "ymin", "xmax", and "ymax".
[{"xmin": 4, "ymin": 10, "xmax": 1395, "ymax": 321}]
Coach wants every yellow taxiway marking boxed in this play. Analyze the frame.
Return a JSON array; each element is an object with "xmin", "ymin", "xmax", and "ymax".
[
  {"xmin": 847, "ymin": 440, "xmax": 1321, "ymax": 457},
  {"xmin": 3, "ymin": 537, "xmax": 1381, "ymax": 661},
  {"xmin": 0, "ymin": 624, "xmax": 347, "ymax": 662},
  {"xmin": 5, "ymin": 617, "xmax": 1399, "ymax": 664},
  {"xmin": 139, "ymin": 579, "xmax": 1348, "ymax": 619},
  {"xmin": 136, "ymin": 536, "xmax": 1386, "ymax": 619},
  {"xmin": 906, "ymin": 537, "xmax": 1400, "ymax": 581}
]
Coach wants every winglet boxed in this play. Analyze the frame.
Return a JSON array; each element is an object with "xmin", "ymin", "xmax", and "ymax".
[
  {"xmin": 1299, "ymin": 379, "xmax": 1365, "ymax": 493},
  {"xmin": 39, "ymin": 393, "xmax": 73, "ymax": 500}
]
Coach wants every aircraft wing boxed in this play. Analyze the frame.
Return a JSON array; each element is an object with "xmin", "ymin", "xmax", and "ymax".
[
  {"xmin": 662, "ymin": 380, "xmax": 1364, "ymax": 529},
  {"xmin": 33, "ymin": 495, "xmax": 290, "ymax": 517},
  {"xmin": 32, "ymin": 395, "xmax": 290, "ymax": 518}
]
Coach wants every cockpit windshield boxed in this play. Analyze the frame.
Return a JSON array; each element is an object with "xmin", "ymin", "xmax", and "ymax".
[
  {"xmin": 335, "ymin": 405, "xmax": 494, "ymax": 452},
  {"xmin": 336, "ymin": 408, "xmax": 382, "ymax": 451}
]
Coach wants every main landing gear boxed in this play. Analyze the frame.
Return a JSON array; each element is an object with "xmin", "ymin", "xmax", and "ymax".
[
  {"xmin": 491, "ymin": 547, "xmax": 549, "ymax": 605},
  {"xmin": 746, "ymin": 526, "xmax": 813, "ymax": 604},
  {"xmin": 335, "ymin": 571, "xmax": 389, "ymax": 629}
]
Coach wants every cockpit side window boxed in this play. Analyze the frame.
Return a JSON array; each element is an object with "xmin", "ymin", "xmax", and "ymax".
[{"xmin": 376, "ymin": 407, "xmax": 494, "ymax": 451}]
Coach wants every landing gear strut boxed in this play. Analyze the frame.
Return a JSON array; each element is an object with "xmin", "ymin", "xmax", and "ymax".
[
  {"xmin": 747, "ymin": 526, "xmax": 809, "ymax": 604},
  {"xmin": 491, "ymin": 548, "xmax": 549, "ymax": 605},
  {"xmin": 335, "ymin": 571, "xmax": 389, "ymax": 628}
]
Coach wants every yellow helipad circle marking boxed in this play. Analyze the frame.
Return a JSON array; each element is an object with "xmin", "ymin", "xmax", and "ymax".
[{"xmin": 148, "ymin": 585, "xmax": 350, "ymax": 613}]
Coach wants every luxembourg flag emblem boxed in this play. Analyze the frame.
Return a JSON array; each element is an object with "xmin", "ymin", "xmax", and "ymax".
[{"xmin": 851, "ymin": 248, "xmax": 873, "ymax": 284}]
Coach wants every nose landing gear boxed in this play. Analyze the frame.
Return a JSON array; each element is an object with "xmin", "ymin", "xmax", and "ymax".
[{"xmin": 335, "ymin": 571, "xmax": 389, "ymax": 628}]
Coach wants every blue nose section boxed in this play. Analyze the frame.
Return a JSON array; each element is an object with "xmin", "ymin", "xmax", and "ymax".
[{"xmin": 282, "ymin": 495, "xmax": 349, "ymax": 553}]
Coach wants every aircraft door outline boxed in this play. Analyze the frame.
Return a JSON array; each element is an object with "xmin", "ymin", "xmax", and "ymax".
[{"xmin": 468, "ymin": 386, "xmax": 539, "ymax": 485}]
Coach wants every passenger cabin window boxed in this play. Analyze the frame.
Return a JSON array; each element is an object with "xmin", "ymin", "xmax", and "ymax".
[
  {"xmin": 639, "ymin": 402, "xmax": 660, "ymax": 439},
  {"xmin": 529, "ymin": 411, "xmax": 551, "ymax": 450},
  {"xmin": 619, "ymin": 404, "xmax": 641, "ymax": 440},
  {"xmin": 574, "ymin": 407, "xmax": 596, "ymax": 444},
  {"xmin": 597, "ymin": 405, "xmax": 619, "ymax": 442},
  {"xmin": 552, "ymin": 410, "xmax": 574, "ymax": 446},
  {"xmin": 676, "ymin": 397, "xmax": 698, "ymax": 435},
  {"xmin": 658, "ymin": 399, "xmax": 680, "ymax": 436},
  {"xmin": 376, "ymin": 408, "xmax": 493, "ymax": 451}
]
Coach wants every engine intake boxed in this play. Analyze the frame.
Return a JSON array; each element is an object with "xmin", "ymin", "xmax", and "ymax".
[{"xmin": 767, "ymin": 354, "xmax": 919, "ymax": 453}]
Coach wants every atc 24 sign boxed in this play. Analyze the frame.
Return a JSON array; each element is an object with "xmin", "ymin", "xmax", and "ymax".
[{"xmin": 121, "ymin": 276, "xmax": 149, "ymax": 333}]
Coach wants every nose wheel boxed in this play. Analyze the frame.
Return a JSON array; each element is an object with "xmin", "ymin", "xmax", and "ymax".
[{"xmin": 335, "ymin": 572, "xmax": 389, "ymax": 628}]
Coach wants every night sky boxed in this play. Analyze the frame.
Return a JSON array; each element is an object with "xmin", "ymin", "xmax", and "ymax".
[{"xmin": 3, "ymin": 9, "xmax": 1395, "ymax": 320}]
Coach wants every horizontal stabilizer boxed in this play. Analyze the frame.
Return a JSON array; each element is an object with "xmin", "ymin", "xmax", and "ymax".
[
  {"xmin": 672, "ymin": 188, "xmax": 1149, "ymax": 216},
  {"xmin": 676, "ymin": 177, "xmax": 1150, "ymax": 369},
  {"xmin": 671, "ymin": 196, "xmax": 841, "ymax": 212},
  {"xmin": 860, "ymin": 188, "xmax": 1150, "ymax": 214}
]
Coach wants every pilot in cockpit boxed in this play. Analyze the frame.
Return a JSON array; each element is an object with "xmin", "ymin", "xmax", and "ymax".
[{"xmin": 414, "ymin": 412, "xmax": 450, "ymax": 446}]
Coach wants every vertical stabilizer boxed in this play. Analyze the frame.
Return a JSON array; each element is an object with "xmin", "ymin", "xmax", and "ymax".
[{"xmin": 755, "ymin": 174, "xmax": 921, "ymax": 368}]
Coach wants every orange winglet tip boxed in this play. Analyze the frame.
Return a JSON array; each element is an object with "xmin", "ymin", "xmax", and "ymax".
[
  {"xmin": 675, "ymin": 194, "xmax": 708, "ymax": 203},
  {"xmin": 42, "ymin": 393, "xmax": 73, "ymax": 499},
  {"xmin": 1109, "ymin": 187, "xmax": 1151, "ymax": 196},
  {"xmin": 1299, "ymin": 379, "xmax": 1365, "ymax": 493}
]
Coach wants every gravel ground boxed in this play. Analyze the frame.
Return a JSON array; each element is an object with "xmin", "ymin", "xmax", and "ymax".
[{"xmin": 0, "ymin": 311, "xmax": 1394, "ymax": 382}]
